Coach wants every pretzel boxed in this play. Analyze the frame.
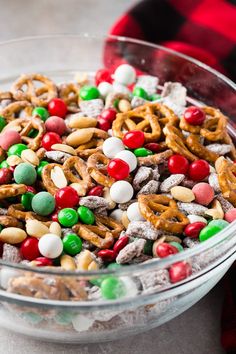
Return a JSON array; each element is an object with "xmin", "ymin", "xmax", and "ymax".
[
  {"xmin": 179, "ymin": 117, "xmax": 201, "ymax": 134},
  {"xmin": 0, "ymin": 184, "xmax": 27, "ymax": 199},
  {"xmin": 41, "ymin": 163, "xmax": 62, "ymax": 195},
  {"xmin": 138, "ymin": 149, "xmax": 173, "ymax": 166},
  {"xmin": 138, "ymin": 194, "xmax": 189, "ymax": 234},
  {"xmin": 164, "ymin": 125, "xmax": 198, "ymax": 161},
  {"xmin": 87, "ymin": 153, "xmax": 115, "ymax": 187},
  {"xmin": 58, "ymin": 83, "xmax": 79, "ymax": 112},
  {"xmin": 222, "ymin": 132, "xmax": 236, "ymax": 160},
  {"xmin": 63, "ymin": 156, "xmax": 93, "ymax": 196},
  {"xmin": 186, "ymin": 134, "xmax": 219, "ymax": 163},
  {"xmin": 94, "ymin": 214, "xmax": 124, "ymax": 238},
  {"xmin": 112, "ymin": 104, "xmax": 162, "ymax": 142},
  {"xmin": 200, "ymin": 107, "xmax": 227, "ymax": 141},
  {"xmin": 215, "ymin": 157, "xmax": 236, "ymax": 206},
  {"xmin": 0, "ymin": 215, "xmax": 23, "ymax": 228},
  {"xmin": 76, "ymin": 138, "xmax": 104, "ymax": 159},
  {"xmin": 1, "ymin": 101, "xmax": 32, "ymax": 122},
  {"xmin": 11, "ymin": 73, "xmax": 57, "ymax": 107},
  {"xmin": 2, "ymin": 117, "xmax": 45, "ymax": 151},
  {"xmin": 73, "ymin": 223, "xmax": 114, "ymax": 249},
  {"xmin": 7, "ymin": 204, "xmax": 49, "ymax": 222}
]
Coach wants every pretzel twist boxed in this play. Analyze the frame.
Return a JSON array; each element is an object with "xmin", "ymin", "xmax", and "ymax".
[
  {"xmin": 0, "ymin": 184, "xmax": 27, "ymax": 199},
  {"xmin": 215, "ymin": 157, "xmax": 236, "ymax": 206},
  {"xmin": 186, "ymin": 134, "xmax": 219, "ymax": 163},
  {"xmin": 87, "ymin": 153, "xmax": 115, "ymax": 187}
]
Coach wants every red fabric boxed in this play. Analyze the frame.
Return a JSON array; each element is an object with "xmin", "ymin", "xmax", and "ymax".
[{"xmin": 109, "ymin": 1, "xmax": 236, "ymax": 352}]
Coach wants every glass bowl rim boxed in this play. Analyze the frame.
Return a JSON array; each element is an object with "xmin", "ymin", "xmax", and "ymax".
[{"xmin": 0, "ymin": 33, "xmax": 235, "ymax": 277}]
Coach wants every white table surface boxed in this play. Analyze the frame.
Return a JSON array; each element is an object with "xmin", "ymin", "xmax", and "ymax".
[{"xmin": 0, "ymin": 0, "xmax": 227, "ymax": 352}]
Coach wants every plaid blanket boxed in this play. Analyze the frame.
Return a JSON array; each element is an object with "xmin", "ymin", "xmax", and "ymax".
[{"xmin": 109, "ymin": 1, "xmax": 236, "ymax": 352}]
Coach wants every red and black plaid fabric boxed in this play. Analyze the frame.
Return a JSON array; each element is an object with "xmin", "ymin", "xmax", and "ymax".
[{"xmin": 109, "ymin": 1, "xmax": 236, "ymax": 353}]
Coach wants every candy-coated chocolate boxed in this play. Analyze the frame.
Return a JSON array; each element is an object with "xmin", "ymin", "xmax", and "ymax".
[
  {"xmin": 48, "ymin": 98, "xmax": 67, "ymax": 118},
  {"xmin": 192, "ymin": 183, "xmax": 214, "ymax": 206},
  {"xmin": 127, "ymin": 202, "xmax": 145, "ymax": 222},
  {"xmin": 36, "ymin": 160, "xmax": 49, "ymax": 177},
  {"xmin": 100, "ymin": 108, "xmax": 117, "ymax": 122},
  {"xmin": 101, "ymin": 276, "xmax": 126, "ymax": 300},
  {"xmin": 123, "ymin": 130, "xmax": 145, "ymax": 149},
  {"xmin": 168, "ymin": 154, "xmax": 189, "ymax": 175},
  {"xmin": 0, "ymin": 168, "xmax": 12, "ymax": 184},
  {"xmin": 133, "ymin": 147, "xmax": 153, "ymax": 157},
  {"xmin": 189, "ymin": 160, "xmax": 210, "ymax": 181},
  {"xmin": 208, "ymin": 219, "xmax": 229, "ymax": 229},
  {"xmin": 0, "ymin": 116, "xmax": 6, "ymax": 132},
  {"xmin": 0, "ymin": 130, "xmax": 21, "ymax": 150},
  {"xmin": 26, "ymin": 186, "xmax": 36, "ymax": 194},
  {"xmin": 113, "ymin": 236, "xmax": 129, "ymax": 254},
  {"xmin": 20, "ymin": 237, "xmax": 40, "ymax": 261},
  {"xmin": 107, "ymin": 158, "xmax": 130, "ymax": 180},
  {"xmin": 98, "ymin": 82, "xmax": 113, "ymax": 98},
  {"xmin": 32, "ymin": 192, "xmax": 55, "ymax": 216},
  {"xmin": 77, "ymin": 206, "xmax": 95, "ymax": 225},
  {"xmin": 58, "ymin": 208, "xmax": 79, "ymax": 227},
  {"xmin": 102, "ymin": 137, "xmax": 125, "ymax": 158},
  {"xmin": 110, "ymin": 209, "xmax": 123, "ymax": 222},
  {"xmin": 42, "ymin": 132, "xmax": 62, "ymax": 151},
  {"xmin": 88, "ymin": 185, "xmax": 103, "ymax": 197},
  {"xmin": 133, "ymin": 86, "xmax": 148, "ymax": 99},
  {"xmin": 95, "ymin": 68, "xmax": 112, "ymax": 86},
  {"xmin": 63, "ymin": 233, "xmax": 82, "ymax": 256},
  {"xmin": 113, "ymin": 64, "xmax": 136, "ymax": 86},
  {"xmin": 184, "ymin": 222, "xmax": 206, "ymax": 238},
  {"xmin": 110, "ymin": 180, "xmax": 134, "ymax": 203},
  {"xmin": 0, "ymin": 161, "xmax": 9, "ymax": 168},
  {"xmin": 7, "ymin": 143, "xmax": 27, "ymax": 157},
  {"xmin": 169, "ymin": 242, "xmax": 184, "ymax": 252},
  {"xmin": 115, "ymin": 150, "xmax": 137, "ymax": 172},
  {"xmin": 184, "ymin": 106, "xmax": 206, "ymax": 126},
  {"xmin": 45, "ymin": 116, "xmax": 67, "ymax": 136},
  {"xmin": 38, "ymin": 233, "xmax": 63, "ymax": 259},
  {"xmin": 32, "ymin": 107, "xmax": 49, "ymax": 121},
  {"xmin": 143, "ymin": 239, "xmax": 154, "ymax": 255},
  {"xmin": 14, "ymin": 163, "xmax": 37, "ymax": 185},
  {"xmin": 79, "ymin": 85, "xmax": 100, "ymax": 100},
  {"xmin": 169, "ymin": 261, "xmax": 192, "ymax": 283},
  {"xmin": 21, "ymin": 192, "xmax": 34, "ymax": 211},
  {"xmin": 154, "ymin": 242, "xmax": 178, "ymax": 258},
  {"xmin": 55, "ymin": 186, "xmax": 80, "ymax": 209},
  {"xmin": 199, "ymin": 224, "xmax": 222, "ymax": 242},
  {"xmin": 34, "ymin": 257, "xmax": 53, "ymax": 266},
  {"xmin": 144, "ymin": 143, "xmax": 160, "ymax": 153},
  {"xmin": 97, "ymin": 249, "xmax": 117, "ymax": 262},
  {"xmin": 224, "ymin": 208, "xmax": 236, "ymax": 223},
  {"xmin": 97, "ymin": 116, "xmax": 111, "ymax": 131}
]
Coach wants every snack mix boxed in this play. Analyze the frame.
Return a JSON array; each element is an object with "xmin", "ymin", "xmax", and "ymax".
[{"xmin": 0, "ymin": 64, "xmax": 235, "ymax": 308}]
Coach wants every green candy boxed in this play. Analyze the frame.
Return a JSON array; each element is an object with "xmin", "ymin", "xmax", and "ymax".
[
  {"xmin": 37, "ymin": 160, "xmax": 49, "ymax": 177},
  {"xmin": 0, "ymin": 225, "xmax": 3, "ymax": 232},
  {"xmin": 107, "ymin": 262, "xmax": 123, "ymax": 270},
  {"xmin": 90, "ymin": 277, "xmax": 105, "ymax": 287},
  {"xmin": 8, "ymin": 143, "xmax": 28, "ymax": 157},
  {"xmin": 0, "ymin": 160, "xmax": 9, "ymax": 168},
  {"xmin": 208, "ymin": 219, "xmax": 229, "ymax": 229},
  {"xmin": 79, "ymin": 85, "xmax": 100, "ymax": 100},
  {"xmin": 33, "ymin": 107, "xmax": 49, "ymax": 122},
  {"xmin": 133, "ymin": 147, "xmax": 153, "ymax": 157},
  {"xmin": 0, "ymin": 116, "xmax": 6, "ymax": 132},
  {"xmin": 20, "ymin": 312, "xmax": 43, "ymax": 324},
  {"xmin": 169, "ymin": 242, "xmax": 183, "ymax": 252},
  {"xmin": 28, "ymin": 129, "xmax": 38, "ymax": 138},
  {"xmin": 77, "ymin": 206, "xmax": 95, "ymax": 225},
  {"xmin": 14, "ymin": 163, "xmax": 37, "ymax": 185},
  {"xmin": 58, "ymin": 208, "xmax": 78, "ymax": 227},
  {"xmin": 32, "ymin": 192, "xmax": 55, "ymax": 216},
  {"xmin": 199, "ymin": 225, "xmax": 222, "ymax": 242},
  {"xmin": 133, "ymin": 86, "xmax": 148, "ymax": 99},
  {"xmin": 101, "ymin": 277, "xmax": 126, "ymax": 300},
  {"xmin": 149, "ymin": 93, "xmax": 161, "ymax": 101},
  {"xmin": 21, "ymin": 192, "xmax": 34, "ymax": 211},
  {"xmin": 63, "ymin": 233, "xmax": 82, "ymax": 256},
  {"xmin": 143, "ymin": 240, "xmax": 154, "ymax": 255},
  {"xmin": 54, "ymin": 311, "xmax": 75, "ymax": 325}
]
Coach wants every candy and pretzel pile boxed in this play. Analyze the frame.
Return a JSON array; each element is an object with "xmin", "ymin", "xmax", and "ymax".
[{"xmin": 0, "ymin": 64, "xmax": 235, "ymax": 301}]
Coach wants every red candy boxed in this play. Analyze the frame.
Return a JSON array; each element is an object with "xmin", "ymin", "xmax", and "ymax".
[
  {"xmin": 192, "ymin": 182, "xmax": 214, "ymax": 205},
  {"xmin": 45, "ymin": 116, "xmax": 67, "ymax": 136},
  {"xmin": 88, "ymin": 185, "xmax": 104, "ymax": 197},
  {"xmin": 0, "ymin": 130, "xmax": 21, "ymax": 150},
  {"xmin": 155, "ymin": 242, "xmax": 178, "ymax": 258},
  {"xmin": 34, "ymin": 257, "xmax": 53, "ymax": 267},
  {"xmin": 168, "ymin": 154, "xmax": 189, "ymax": 175},
  {"xmin": 100, "ymin": 108, "xmax": 117, "ymax": 123},
  {"xmin": 188, "ymin": 160, "xmax": 210, "ymax": 181},
  {"xmin": 97, "ymin": 249, "xmax": 117, "ymax": 262},
  {"xmin": 0, "ymin": 168, "xmax": 12, "ymax": 184},
  {"xmin": 20, "ymin": 237, "xmax": 40, "ymax": 261},
  {"xmin": 144, "ymin": 143, "xmax": 160, "ymax": 153},
  {"xmin": 107, "ymin": 158, "xmax": 130, "ymax": 180},
  {"xmin": 51, "ymin": 210, "xmax": 59, "ymax": 222},
  {"xmin": 97, "ymin": 116, "xmax": 111, "ymax": 131},
  {"xmin": 169, "ymin": 261, "xmax": 192, "ymax": 283},
  {"xmin": 123, "ymin": 130, "xmax": 145, "ymax": 149},
  {"xmin": 184, "ymin": 106, "xmax": 206, "ymax": 126},
  {"xmin": 225, "ymin": 208, "xmax": 236, "ymax": 223},
  {"xmin": 184, "ymin": 222, "xmax": 206, "ymax": 238},
  {"xmin": 95, "ymin": 68, "xmax": 112, "ymax": 86},
  {"xmin": 113, "ymin": 236, "xmax": 129, "ymax": 254},
  {"xmin": 55, "ymin": 186, "xmax": 80, "ymax": 209},
  {"xmin": 48, "ymin": 98, "xmax": 67, "ymax": 118},
  {"xmin": 26, "ymin": 186, "xmax": 37, "ymax": 194},
  {"xmin": 42, "ymin": 132, "xmax": 62, "ymax": 151}
]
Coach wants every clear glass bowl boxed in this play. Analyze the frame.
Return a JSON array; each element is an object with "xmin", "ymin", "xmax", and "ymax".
[{"xmin": 0, "ymin": 35, "xmax": 235, "ymax": 343}]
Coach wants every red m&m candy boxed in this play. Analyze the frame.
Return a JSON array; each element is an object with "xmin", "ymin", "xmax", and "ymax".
[
  {"xmin": 154, "ymin": 242, "xmax": 179, "ymax": 258},
  {"xmin": 123, "ymin": 130, "xmax": 145, "ymax": 149},
  {"xmin": 184, "ymin": 222, "xmax": 206, "ymax": 238},
  {"xmin": 88, "ymin": 186, "xmax": 104, "ymax": 197},
  {"xmin": 100, "ymin": 109, "xmax": 117, "ymax": 123},
  {"xmin": 184, "ymin": 106, "xmax": 206, "ymax": 126},
  {"xmin": 168, "ymin": 154, "xmax": 189, "ymax": 175},
  {"xmin": 97, "ymin": 249, "xmax": 117, "ymax": 262},
  {"xmin": 169, "ymin": 261, "xmax": 192, "ymax": 283},
  {"xmin": 45, "ymin": 116, "xmax": 67, "ymax": 136},
  {"xmin": 189, "ymin": 160, "xmax": 210, "ymax": 181},
  {"xmin": 97, "ymin": 116, "xmax": 111, "ymax": 131},
  {"xmin": 20, "ymin": 237, "xmax": 40, "ymax": 261},
  {"xmin": 48, "ymin": 98, "xmax": 67, "ymax": 118},
  {"xmin": 55, "ymin": 186, "xmax": 80, "ymax": 209},
  {"xmin": 95, "ymin": 68, "xmax": 112, "ymax": 86},
  {"xmin": 107, "ymin": 158, "xmax": 130, "ymax": 180},
  {"xmin": 34, "ymin": 257, "xmax": 54, "ymax": 267},
  {"xmin": 42, "ymin": 132, "xmax": 62, "ymax": 151},
  {"xmin": 0, "ymin": 168, "xmax": 12, "ymax": 184}
]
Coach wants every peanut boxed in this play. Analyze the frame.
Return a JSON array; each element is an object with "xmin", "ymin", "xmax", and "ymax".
[
  {"xmin": 68, "ymin": 116, "xmax": 97, "ymax": 129},
  {"xmin": 21, "ymin": 149, "xmax": 39, "ymax": 166},
  {"xmin": 51, "ymin": 143, "xmax": 77, "ymax": 156},
  {"xmin": 171, "ymin": 186, "xmax": 195, "ymax": 203},
  {"xmin": 6, "ymin": 155, "xmax": 23, "ymax": 166},
  {"xmin": 76, "ymin": 250, "xmax": 98, "ymax": 271},
  {"xmin": 49, "ymin": 222, "xmax": 62, "ymax": 237},
  {"xmin": 51, "ymin": 166, "xmax": 68, "ymax": 189},
  {"xmin": 60, "ymin": 254, "xmax": 76, "ymax": 270},
  {"xmin": 0, "ymin": 227, "xmax": 27, "ymax": 244},
  {"xmin": 118, "ymin": 99, "xmax": 131, "ymax": 113},
  {"xmin": 26, "ymin": 219, "xmax": 49, "ymax": 238},
  {"xmin": 66, "ymin": 128, "xmax": 94, "ymax": 147}
]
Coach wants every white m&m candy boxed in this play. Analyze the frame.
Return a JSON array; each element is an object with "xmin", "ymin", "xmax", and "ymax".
[
  {"xmin": 115, "ymin": 150, "xmax": 137, "ymax": 172},
  {"xmin": 98, "ymin": 82, "xmax": 113, "ymax": 98},
  {"xmin": 38, "ymin": 234, "xmax": 63, "ymax": 259},
  {"xmin": 102, "ymin": 137, "xmax": 125, "ymax": 158},
  {"xmin": 110, "ymin": 209, "xmax": 123, "ymax": 222},
  {"xmin": 110, "ymin": 181, "xmax": 134, "ymax": 203},
  {"xmin": 127, "ymin": 202, "xmax": 145, "ymax": 222},
  {"xmin": 113, "ymin": 64, "xmax": 136, "ymax": 86}
]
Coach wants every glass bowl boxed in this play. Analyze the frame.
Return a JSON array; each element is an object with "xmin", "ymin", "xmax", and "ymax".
[{"xmin": 0, "ymin": 34, "xmax": 235, "ymax": 343}]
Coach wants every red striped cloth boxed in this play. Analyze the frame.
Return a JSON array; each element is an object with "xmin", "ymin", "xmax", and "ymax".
[{"xmin": 109, "ymin": 1, "xmax": 236, "ymax": 352}]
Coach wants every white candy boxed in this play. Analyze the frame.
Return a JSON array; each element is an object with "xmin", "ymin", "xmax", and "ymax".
[
  {"xmin": 38, "ymin": 234, "xmax": 63, "ymax": 259},
  {"xmin": 187, "ymin": 214, "xmax": 208, "ymax": 224},
  {"xmin": 127, "ymin": 202, "xmax": 145, "ymax": 222},
  {"xmin": 102, "ymin": 137, "xmax": 125, "ymax": 158},
  {"xmin": 110, "ymin": 181, "xmax": 134, "ymax": 203},
  {"xmin": 113, "ymin": 64, "xmax": 136, "ymax": 86},
  {"xmin": 0, "ymin": 268, "xmax": 19, "ymax": 289},
  {"xmin": 115, "ymin": 150, "xmax": 137, "ymax": 172},
  {"xmin": 112, "ymin": 81, "xmax": 131, "ymax": 95},
  {"xmin": 98, "ymin": 82, "xmax": 113, "ymax": 98},
  {"xmin": 110, "ymin": 209, "xmax": 123, "ymax": 222},
  {"xmin": 72, "ymin": 314, "xmax": 94, "ymax": 332}
]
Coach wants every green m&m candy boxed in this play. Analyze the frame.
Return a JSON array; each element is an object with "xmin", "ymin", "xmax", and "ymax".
[
  {"xmin": 107, "ymin": 262, "xmax": 123, "ymax": 270},
  {"xmin": 133, "ymin": 147, "xmax": 153, "ymax": 157},
  {"xmin": 101, "ymin": 277, "xmax": 126, "ymax": 300},
  {"xmin": 0, "ymin": 160, "xmax": 9, "ymax": 168},
  {"xmin": 208, "ymin": 219, "xmax": 229, "ymax": 229},
  {"xmin": 149, "ymin": 93, "xmax": 161, "ymax": 101},
  {"xmin": 28, "ymin": 129, "xmax": 38, "ymax": 138},
  {"xmin": 0, "ymin": 116, "xmax": 6, "ymax": 132},
  {"xmin": 14, "ymin": 163, "xmax": 37, "ymax": 185},
  {"xmin": 33, "ymin": 107, "xmax": 49, "ymax": 122},
  {"xmin": 133, "ymin": 86, "xmax": 148, "ymax": 100},
  {"xmin": 169, "ymin": 242, "xmax": 183, "ymax": 252},
  {"xmin": 58, "ymin": 208, "xmax": 78, "ymax": 227},
  {"xmin": 8, "ymin": 143, "xmax": 28, "ymax": 157},
  {"xmin": 63, "ymin": 233, "xmax": 82, "ymax": 256},
  {"xmin": 199, "ymin": 225, "xmax": 222, "ymax": 242},
  {"xmin": 37, "ymin": 160, "xmax": 49, "ymax": 177},
  {"xmin": 32, "ymin": 191, "xmax": 55, "ymax": 216},
  {"xmin": 79, "ymin": 86, "xmax": 100, "ymax": 100},
  {"xmin": 21, "ymin": 192, "xmax": 35, "ymax": 211},
  {"xmin": 143, "ymin": 240, "xmax": 154, "ymax": 255},
  {"xmin": 77, "ymin": 206, "xmax": 95, "ymax": 225}
]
